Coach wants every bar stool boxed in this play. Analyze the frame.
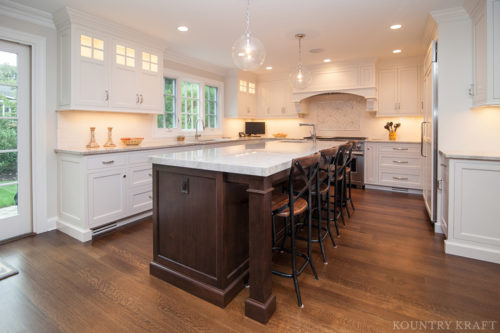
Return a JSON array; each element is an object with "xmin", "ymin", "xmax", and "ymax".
[
  {"xmin": 307, "ymin": 147, "xmax": 338, "ymax": 264},
  {"xmin": 344, "ymin": 143, "xmax": 355, "ymax": 218},
  {"xmin": 271, "ymin": 152, "xmax": 320, "ymax": 308},
  {"xmin": 329, "ymin": 145, "xmax": 349, "ymax": 228}
]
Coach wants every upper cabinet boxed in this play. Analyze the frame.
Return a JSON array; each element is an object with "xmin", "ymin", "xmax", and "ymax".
[
  {"xmin": 224, "ymin": 70, "xmax": 257, "ymax": 118},
  {"xmin": 376, "ymin": 60, "xmax": 422, "ymax": 117},
  {"xmin": 470, "ymin": 0, "xmax": 500, "ymax": 107},
  {"xmin": 256, "ymin": 80, "xmax": 296, "ymax": 118},
  {"xmin": 54, "ymin": 7, "xmax": 165, "ymax": 114}
]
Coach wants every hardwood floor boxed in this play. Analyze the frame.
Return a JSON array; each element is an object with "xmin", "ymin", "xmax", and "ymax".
[{"xmin": 1, "ymin": 189, "xmax": 499, "ymax": 332}]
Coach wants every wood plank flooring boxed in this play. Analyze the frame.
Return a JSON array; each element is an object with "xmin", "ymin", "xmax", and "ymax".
[{"xmin": 1, "ymin": 189, "xmax": 499, "ymax": 332}]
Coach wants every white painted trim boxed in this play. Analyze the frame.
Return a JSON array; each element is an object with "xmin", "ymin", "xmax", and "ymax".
[
  {"xmin": 364, "ymin": 184, "xmax": 423, "ymax": 195},
  {"xmin": 53, "ymin": 7, "xmax": 167, "ymax": 50},
  {"xmin": 445, "ymin": 240, "xmax": 500, "ymax": 264},
  {"xmin": 431, "ymin": 6, "xmax": 470, "ymax": 24},
  {"xmin": 164, "ymin": 49, "xmax": 229, "ymax": 77},
  {"xmin": 0, "ymin": 26, "xmax": 48, "ymax": 235},
  {"xmin": 434, "ymin": 222, "xmax": 444, "ymax": 234},
  {"xmin": 0, "ymin": 0, "xmax": 55, "ymax": 29},
  {"xmin": 57, "ymin": 219, "xmax": 92, "ymax": 242}
]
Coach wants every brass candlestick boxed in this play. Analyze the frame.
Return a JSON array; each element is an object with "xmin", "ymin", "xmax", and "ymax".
[
  {"xmin": 103, "ymin": 127, "xmax": 116, "ymax": 147},
  {"xmin": 86, "ymin": 127, "xmax": 100, "ymax": 148}
]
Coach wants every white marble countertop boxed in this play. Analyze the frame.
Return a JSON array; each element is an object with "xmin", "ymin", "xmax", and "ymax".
[
  {"xmin": 151, "ymin": 140, "xmax": 346, "ymax": 177},
  {"xmin": 439, "ymin": 150, "xmax": 500, "ymax": 161},
  {"xmin": 54, "ymin": 137, "xmax": 272, "ymax": 155},
  {"xmin": 365, "ymin": 138, "xmax": 420, "ymax": 144}
]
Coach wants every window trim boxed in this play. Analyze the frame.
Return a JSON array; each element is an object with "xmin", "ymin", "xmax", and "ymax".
[{"xmin": 153, "ymin": 69, "xmax": 224, "ymax": 138}]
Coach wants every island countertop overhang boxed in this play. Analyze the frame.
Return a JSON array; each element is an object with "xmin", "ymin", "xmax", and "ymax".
[{"xmin": 150, "ymin": 140, "xmax": 347, "ymax": 177}]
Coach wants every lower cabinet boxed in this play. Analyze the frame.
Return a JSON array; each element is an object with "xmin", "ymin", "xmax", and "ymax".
[
  {"xmin": 440, "ymin": 155, "xmax": 500, "ymax": 264},
  {"xmin": 88, "ymin": 168, "xmax": 128, "ymax": 228},
  {"xmin": 364, "ymin": 141, "xmax": 422, "ymax": 190}
]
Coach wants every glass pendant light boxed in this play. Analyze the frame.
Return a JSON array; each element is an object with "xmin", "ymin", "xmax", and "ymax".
[
  {"xmin": 232, "ymin": 0, "xmax": 266, "ymax": 71},
  {"xmin": 289, "ymin": 34, "xmax": 312, "ymax": 90}
]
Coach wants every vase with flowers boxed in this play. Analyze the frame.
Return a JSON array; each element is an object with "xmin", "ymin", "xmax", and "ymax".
[{"xmin": 384, "ymin": 122, "xmax": 401, "ymax": 140}]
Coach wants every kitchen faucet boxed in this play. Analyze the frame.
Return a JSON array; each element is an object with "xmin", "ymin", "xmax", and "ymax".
[
  {"xmin": 300, "ymin": 123, "xmax": 316, "ymax": 142},
  {"xmin": 195, "ymin": 118, "xmax": 205, "ymax": 140}
]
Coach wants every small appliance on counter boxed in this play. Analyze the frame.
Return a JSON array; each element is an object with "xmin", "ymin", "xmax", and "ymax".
[{"xmin": 243, "ymin": 121, "xmax": 265, "ymax": 137}]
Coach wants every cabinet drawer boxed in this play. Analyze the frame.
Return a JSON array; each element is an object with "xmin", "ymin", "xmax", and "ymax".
[
  {"xmin": 379, "ymin": 155, "xmax": 421, "ymax": 169},
  {"xmin": 87, "ymin": 154, "xmax": 128, "ymax": 170},
  {"xmin": 129, "ymin": 163, "xmax": 153, "ymax": 187},
  {"xmin": 379, "ymin": 144, "xmax": 420, "ymax": 155},
  {"xmin": 379, "ymin": 170, "xmax": 421, "ymax": 189},
  {"xmin": 128, "ymin": 150, "xmax": 158, "ymax": 165},
  {"xmin": 128, "ymin": 186, "xmax": 152, "ymax": 215}
]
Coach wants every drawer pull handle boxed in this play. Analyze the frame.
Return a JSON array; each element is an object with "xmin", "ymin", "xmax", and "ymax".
[
  {"xmin": 102, "ymin": 160, "xmax": 115, "ymax": 165},
  {"xmin": 393, "ymin": 176, "xmax": 408, "ymax": 181},
  {"xmin": 393, "ymin": 160, "xmax": 408, "ymax": 164},
  {"xmin": 392, "ymin": 147, "xmax": 409, "ymax": 151},
  {"xmin": 440, "ymin": 163, "xmax": 448, "ymax": 168}
]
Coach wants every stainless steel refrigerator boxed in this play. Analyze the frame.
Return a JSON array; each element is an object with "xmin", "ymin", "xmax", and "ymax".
[{"xmin": 422, "ymin": 40, "xmax": 438, "ymax": 223}]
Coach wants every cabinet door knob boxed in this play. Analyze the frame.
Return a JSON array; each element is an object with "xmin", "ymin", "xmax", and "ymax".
[
  {"xmin": 148, "ymin": 173, "xmax": 152, "ymax": 177},
  {"xmin": 123, "ymin": 174, "xmax": 127, "ymax": 178},
  {"xmin": 148, "ymin": 195, "xmax": 152, "ymax": 199}
]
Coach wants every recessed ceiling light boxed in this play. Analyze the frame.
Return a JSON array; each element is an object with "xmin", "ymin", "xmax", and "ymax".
[
  {"xmin": 390, "ymin": 24, "xmax": 402, "ymax": 30},
  {"xmin": 309, "ymin": 48, "xmax": 324, "ymax": 54},
  {"xmin": 393, "ymin": 49, "xmax": 402, "ymax": 54},
  {"xmin": 265, "ymin": 66, "xmax": 273, "ymax": 70},
  {"xmin": 177, "ymin": 26, "xmax": 189, "ymax": 32},
  {"xmin": 323, "ymin": 59, "xmax": 332, "ymax": 63}
]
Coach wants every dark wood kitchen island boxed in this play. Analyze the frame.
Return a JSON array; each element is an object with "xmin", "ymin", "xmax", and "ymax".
[{"xmin": 149, "ymin": 140, "xmax": 344, "ymax": 323}]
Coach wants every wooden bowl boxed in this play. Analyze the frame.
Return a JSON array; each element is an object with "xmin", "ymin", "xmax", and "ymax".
[{"xmin": 120, "ymin": 137, "xmax": 144, "ymax": 146}]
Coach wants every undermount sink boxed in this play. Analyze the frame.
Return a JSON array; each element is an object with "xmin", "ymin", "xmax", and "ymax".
[{"xmin": 191, "ymin": 137, "xmax": 232, "ymax": 143}]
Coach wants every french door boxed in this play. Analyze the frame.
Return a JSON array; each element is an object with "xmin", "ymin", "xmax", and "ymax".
[{"xmin": 0, "ymin": 40, "xmax": 31, "ymax": 241}]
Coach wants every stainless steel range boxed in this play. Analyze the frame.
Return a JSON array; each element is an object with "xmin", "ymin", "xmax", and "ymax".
[{"xmin": 306, "ymin": 136, "xmax": 366, "ymax": 188}]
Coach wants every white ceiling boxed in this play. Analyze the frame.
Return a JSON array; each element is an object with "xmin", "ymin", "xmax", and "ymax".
[{"xmin": 13, "ymin": 0, "xmax": 465, "ymax": 73}]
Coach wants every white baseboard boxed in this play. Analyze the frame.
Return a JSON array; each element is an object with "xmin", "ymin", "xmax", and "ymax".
[
  {"xmin": 34, "ymin": 216, "xmax": 57, "ymax": 234},
  {"xmin": 56, "ymin": 219, "xmax": 92, "ymax": 242},
  {"xmin": 57, "ymin": 211, "xmax": 152, "ymax": 243},
  {"xmin": 365, "ymin": 184, "xmax": 422, "ymax": 195},
  {"xmin": 434, "ymin": 222, "xmax": 444, "ymax": 234},
  {"xmin": 445, "ymin": 240, "xmax": 500, "ymax": 264}
]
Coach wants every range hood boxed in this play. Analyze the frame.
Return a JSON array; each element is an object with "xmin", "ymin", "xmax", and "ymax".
[{"xmin": 291, "ymin": 60, "xmax": 378, "ymax": 112}]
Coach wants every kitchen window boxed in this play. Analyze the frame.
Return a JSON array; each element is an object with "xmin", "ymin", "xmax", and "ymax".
[
  {"xmin": 205, "ymin": 85, "xmax": 218, "ymax": 128},
  {"xmin": 181, "ymin": 81, "xmax": 200, "ymax": 130},
  {"xmin": 155, "ymin": 70, "xmax": 223, "ymax": 137},
  {"xmin": 157, "ymin": 77, "xmax": 176, "ymax": 129}
]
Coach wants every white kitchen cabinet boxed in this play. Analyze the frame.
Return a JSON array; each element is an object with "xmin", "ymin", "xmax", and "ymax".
[
  {"xmin": 364, "ymin": 142, "xmax": 379, "ymax": 185},
  {"xmin": 224, "ymin": 69, "xmax": 257, "ymax": 118},
  {"xmin": 470, "ymin": 0, "xmax": 500, "ymax": 107},
  {"xmin": 377, "ymin": 65, "xmax": 421, "ymax": 116},
  {"xmin": 364, "ymin": 142, "xmax": 422, "ymax": 190},
  {"xmin": 54, "ymin": 7, "xmax": 164, "ymax": 114},
  {"xmin": 88, "ymin": 168, "xmax": 127, "ymax": 228},
  {"xmin": 256, "ymin": 80, "xmax": 296, "ymax": 118},
  {"xmin": 441, "ymin": 154, "xmax": 500, "ymax": 264}
]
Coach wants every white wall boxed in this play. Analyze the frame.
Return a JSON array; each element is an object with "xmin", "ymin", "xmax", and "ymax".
[
  {"xmin": 0, "ymin": 13, "xmax": 58, "ymax": 221},
  {"xmin": 436, "ymin": 10, "xmax": 500, "ymax": 152}
]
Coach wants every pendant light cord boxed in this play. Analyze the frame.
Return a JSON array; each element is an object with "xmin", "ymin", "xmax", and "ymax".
[
  {"xmin": 298, "ymin": 36, "xmax": 303, "ymax": 71},
  {"xmin": 245, "ymin": 0, "xmax": 251, "ymax": 38}
]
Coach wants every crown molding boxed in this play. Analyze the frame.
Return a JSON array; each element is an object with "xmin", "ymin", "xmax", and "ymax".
[
  {"xmin": 422, "ymin": 14, "xmax": 438, "ymax": 49},
  {"xmin": 431, "ymin": 6, "xmax": 470, "ymax": 24},
  {"xmin": 164, "ymin": 49, "xmax": 229, "ymax": 77},
  {"xmin": 53, "ymin": 7, "xmax": 168, "ymax": 50},
  {"xmin": 0, "ymin": 0, "xmax": 55, "ymax": 29}
]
